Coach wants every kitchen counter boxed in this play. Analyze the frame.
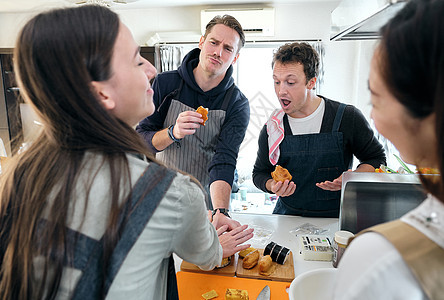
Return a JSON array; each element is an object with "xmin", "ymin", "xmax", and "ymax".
[
  {"xmin": 233, "ymin": 213, "xmax": 339, "ymax": 277},
  {"xmin": 174, "ymin": 212, "xmax": 339, "ymax": 278}
]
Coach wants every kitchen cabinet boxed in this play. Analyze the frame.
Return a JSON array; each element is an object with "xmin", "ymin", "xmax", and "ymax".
[
  {"xmin": 140, "ymin": 46, "xmax": 155, "ymax": 66},
  {"xmin": 0, "ymin": 49, "xmax": 23, "ymax": 156}
]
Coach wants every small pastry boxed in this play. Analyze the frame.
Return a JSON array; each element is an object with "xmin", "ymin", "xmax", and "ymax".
[
  {"xmin": 271, "ymin": 165, "xmax": 292, "ymax": 182},
  {"xmin": 196, "ymin": 106, "xmax": 208, "ymax": 125},
  {"xmin": 242, "ymin": 249, "xmax": 259, "ymax": 269},
  {"xmin": 238, "ymin": 247, "xmax": 256, "ymax": 258},
  {"xmin": 225, "ymin": 288, "xmax": 249, "ymax": 300},
  {"xmin": 216, "ymin": 256, "xmax": 231, "ymax": 269}
]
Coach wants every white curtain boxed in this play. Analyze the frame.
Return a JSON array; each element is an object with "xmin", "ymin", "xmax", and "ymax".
[
  {"xmin": 155, "ymin": 44, "xmax": 185, "ymax": 73},
  {"xmin": 311, "ymin": 41, "xmax": 325, "ymax": 94}
]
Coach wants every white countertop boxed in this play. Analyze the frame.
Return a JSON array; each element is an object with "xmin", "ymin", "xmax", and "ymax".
[
  {"xmin": 175, "ymin": 212, "xmax": 339, "ymax": 278},
  {"xmin": 232, "ymin": 213, "xmax": 339, "ymax": 277}
]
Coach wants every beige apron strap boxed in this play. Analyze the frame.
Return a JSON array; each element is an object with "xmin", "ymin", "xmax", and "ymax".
[{"xmin": 359, "ymin": 220, "xmax": 444, "ymax": 300}]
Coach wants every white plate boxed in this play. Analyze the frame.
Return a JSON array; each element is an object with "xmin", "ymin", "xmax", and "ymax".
[{"xmin": 288, "ymin": 268, "xmax": 337, "ymax": 299}]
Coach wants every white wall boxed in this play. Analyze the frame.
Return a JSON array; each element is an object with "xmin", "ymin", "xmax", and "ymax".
[
  {"xmin": 0, "ymin": 1, "xmax": 338, "ymax": 47},
  {"xmin": 0, "ymin": 12, "xmax": 33, "ymax": 48},
  {"xmin": 322, "ymin": 40, "xmax": 378, "ymax": 120},
  {"xmin": 1, "ymin": 1, "xmax": 382, "ymax": 144},
  {"xmin": 123, "ymin": 1, "xmax": 338, "ymax": 44}
]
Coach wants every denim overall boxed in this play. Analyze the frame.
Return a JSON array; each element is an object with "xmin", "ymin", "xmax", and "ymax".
[{"xmin": 273, "ymin": 103, "xmax": 346, "ymax": 217}]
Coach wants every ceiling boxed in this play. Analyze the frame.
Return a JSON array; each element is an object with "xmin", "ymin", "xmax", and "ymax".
[{"xmin": 1, "ymin": 0, "xmax": 339, "ymax": 13}]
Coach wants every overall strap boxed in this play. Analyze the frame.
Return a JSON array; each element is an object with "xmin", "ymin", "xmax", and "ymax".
[
  {"xmin": 360, "ymin": 220, "xmax": 444, "ymax": 300},
  {"xmin": 332, "ymin": 103, "xmax": 346, "ymax": 132},
  {"xmin": 72, "ymin": 163, "xmax": 177, "ymax": 299},
  {"xmin": 282, "ymin": 114, "xmax": 293, "ymax": 135},
  {"xmin": 220, "ymin": 84, "xmax": 236, "ymax": 111}
]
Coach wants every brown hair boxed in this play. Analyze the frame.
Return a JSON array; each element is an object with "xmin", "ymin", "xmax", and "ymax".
[
  {"xmin": 272, "ymin": 42, "xmax": 319, "ymax": 84},
  {"xmin": 204, "ymin": 14, "xmax": 245, "ymax": 51},
  {"xmin": 378, "ymin": 0, "xmax": 444, "ymax": 199},
  {"xmin": 0, "ymin": 5, "xmax": 162, "ymax": 299}
]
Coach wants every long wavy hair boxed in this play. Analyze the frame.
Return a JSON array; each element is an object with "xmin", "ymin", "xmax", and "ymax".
[
  {"xmin": 378, "ymin": 0, "xmax": 444, "ymax": 200},
  {"xmin": 0, "ymin": 5, "xmax": 163, "ymax": 299}
]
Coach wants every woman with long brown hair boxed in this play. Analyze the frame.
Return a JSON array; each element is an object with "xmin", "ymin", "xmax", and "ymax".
[
  {"xmin": 0, "ymin": 5, "xmax": 253, "ymax": 299},
  {"xmin": 334, "ymin": 0, "xmax": 444, "ymax": 299}
]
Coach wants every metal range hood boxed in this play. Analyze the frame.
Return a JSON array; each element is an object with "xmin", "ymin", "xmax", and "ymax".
[{"xmin": 330, "ymin": 0, "xmax": 408, "ymax": 41}]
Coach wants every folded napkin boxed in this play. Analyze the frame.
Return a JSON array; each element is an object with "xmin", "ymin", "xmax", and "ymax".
[{"xmin": 266, "ymin": 109, "xmax": 285, "ymax": 165}]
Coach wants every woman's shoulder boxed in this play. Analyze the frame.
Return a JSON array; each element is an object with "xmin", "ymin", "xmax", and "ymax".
[
  {"xmin": 334, "ymin": 232, "xmax": 424, "ymax": 299},
  {"xmin": 125, "ymin": 156, "xmax": 206, "ymax": 213}
]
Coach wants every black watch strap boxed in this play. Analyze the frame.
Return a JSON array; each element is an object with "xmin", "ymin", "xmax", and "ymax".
[{"xmin": 212, "ymin": 208, "xmax": 230, "ymax": 218}]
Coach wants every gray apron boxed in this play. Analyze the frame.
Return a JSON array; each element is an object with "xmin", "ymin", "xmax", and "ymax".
[{"xmin": 157, "ymin": 80, "xmax": 234, "ymax": 206}]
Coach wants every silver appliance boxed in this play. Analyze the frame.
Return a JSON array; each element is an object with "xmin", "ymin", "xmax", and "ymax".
[{"xmin": 339, "ymin": 171, "xmax": 428, "ymax": 234}]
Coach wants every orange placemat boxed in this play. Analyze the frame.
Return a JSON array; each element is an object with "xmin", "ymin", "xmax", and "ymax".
[{"xmin": 177, "ymin": 271, "xmax": 289, "ymax": 299}]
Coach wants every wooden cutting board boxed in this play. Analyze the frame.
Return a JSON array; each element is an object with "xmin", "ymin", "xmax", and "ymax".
[
  {"xmin": 177, "ymin": 271, "xmax": 290, "ymax": 299},
  {"xmin": 180, "ymin": 255, "xmax": 237, "ymax": 277},
  {"xmin": 236, "ymin": 249, "xmax": 295, "ymax": 282}
]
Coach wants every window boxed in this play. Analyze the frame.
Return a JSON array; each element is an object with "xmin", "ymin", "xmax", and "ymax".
[{"xmin": 232, "ymin": 44, "xmax": 281, "ymax": 193}]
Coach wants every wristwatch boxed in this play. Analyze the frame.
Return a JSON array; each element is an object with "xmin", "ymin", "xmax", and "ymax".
[
  {"xmin": 212, "ymin": 208, "xmax": 231, "ymax": 218},
  {"xmin": 167, "ymin": 125, "xmax": 182, "ymax": 146}
]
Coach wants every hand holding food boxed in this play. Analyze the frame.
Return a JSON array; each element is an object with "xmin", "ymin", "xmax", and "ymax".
[
  {"xmin": 173, "ymin": 110, "xmax": 206, "ymax": 138},
  {"xmin": 271, "ymin": 165, "xmax": 292, "ymax": 182},
  {"xmin": 268, "ymin": 165, "xmax": 296, "ymax": 197}
]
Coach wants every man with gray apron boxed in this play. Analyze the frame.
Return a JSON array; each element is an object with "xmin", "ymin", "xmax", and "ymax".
[
  {"xmin": 252, "ymin": 42, "xmax": 386, "ymax": 217},
  {"xmin": 136, "ymin": 15, "xmax": 249, "ymax": 229}
]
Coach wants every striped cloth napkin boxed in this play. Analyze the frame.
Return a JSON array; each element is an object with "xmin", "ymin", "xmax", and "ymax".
[{"xmin": 266, "ymin": 109, "xmax": 285, "ymax": 165}]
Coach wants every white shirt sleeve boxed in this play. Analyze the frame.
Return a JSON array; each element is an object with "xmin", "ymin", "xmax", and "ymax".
[
  {"xmin": 168, "ymin": 173, "xmax": 222, "ymax": 270},
  {"xmin": 108, "ymin": 170, "xmax": 222, "ymax": 299},
  {"xmin": 333, "ymin": 232, "xmax": 427, "ymax": 300}
]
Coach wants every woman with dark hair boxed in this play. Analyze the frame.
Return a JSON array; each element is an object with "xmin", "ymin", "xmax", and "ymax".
[
  {"xmin": 334, "ymin": 0, "xmax": 444, "ymax": 299},
  {"xmin": 0, "ymin": 5, "xmax": 253, "ymax": 299}
]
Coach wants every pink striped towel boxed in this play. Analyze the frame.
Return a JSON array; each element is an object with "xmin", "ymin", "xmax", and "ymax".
[{"xmin": 267, "ymin": 109, "xmax": 285, "ymax": 165}]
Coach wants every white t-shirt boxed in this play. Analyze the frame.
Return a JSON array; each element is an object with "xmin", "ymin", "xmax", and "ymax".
[
  {"xmin": 333, "ymin": 194, "xmax": 444, "ymax": 299},
  {"xmin": 287, "ymin": 98, "xmax": 325, "ymax": 135}
]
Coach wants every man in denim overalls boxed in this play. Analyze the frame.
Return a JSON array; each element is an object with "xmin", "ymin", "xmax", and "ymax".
[{"xmin": 252, "ymin": 42, "xmax": 386, "ymax": 217}]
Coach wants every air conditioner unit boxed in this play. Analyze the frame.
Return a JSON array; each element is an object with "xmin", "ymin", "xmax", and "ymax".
[{"xmin": 201, "ymin": 8, "xmax": 275, "ymax": 37}]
